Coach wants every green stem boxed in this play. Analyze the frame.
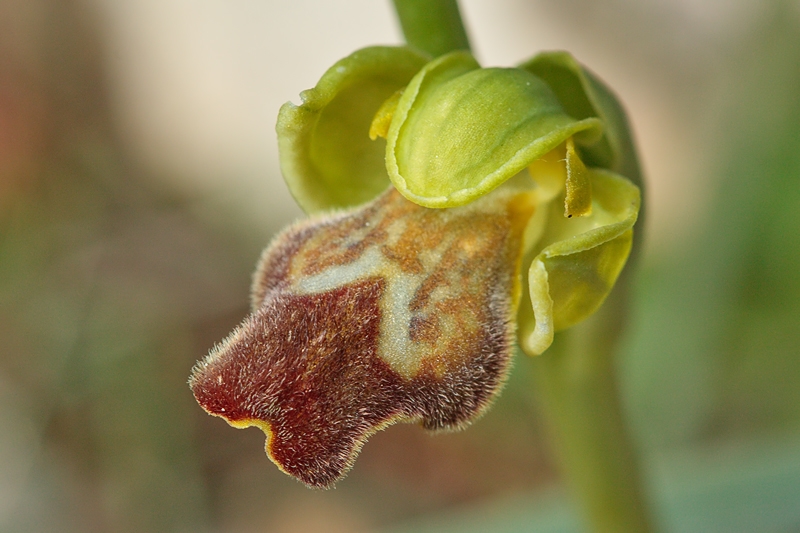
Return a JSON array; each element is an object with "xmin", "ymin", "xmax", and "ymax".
[
  {"xmin": 391, "ymin": 0, "xmax": 471, "ymax": 57},
  {"xmin": 531, "ymin": 277, "xmax": 657, "ymax": 533}
]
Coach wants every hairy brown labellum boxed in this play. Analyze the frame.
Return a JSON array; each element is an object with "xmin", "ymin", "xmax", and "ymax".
[{"xmin": 189, "ymin": 187, "xmax": 535, "ymax": 488}]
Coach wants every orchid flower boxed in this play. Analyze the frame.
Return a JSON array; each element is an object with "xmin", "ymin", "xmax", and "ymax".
[{"xmin": 189, "ymin": 46, "xmax": 640, "ymax": 488}]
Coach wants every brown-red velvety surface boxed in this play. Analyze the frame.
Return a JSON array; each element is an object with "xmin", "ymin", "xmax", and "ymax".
[
  {"xmin": 190, "ymin": 276, "xmax": 509, "ymax": 488},
  {"xmin": 190, "ymin": 188, "xmax": 531, "ymax": 488}
]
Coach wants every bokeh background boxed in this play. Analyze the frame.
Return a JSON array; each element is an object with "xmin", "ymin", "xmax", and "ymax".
[{"xmin": 1, "ymin": 1, "xmax": 799, "ymax": 532}]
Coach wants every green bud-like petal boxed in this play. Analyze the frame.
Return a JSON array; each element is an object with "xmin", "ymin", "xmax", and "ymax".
[
  {"xmin": 386, "ymin": 51, "xmax": 602, "ymax": 208},
  {"xmin": 519, "ymin": 51, "xmax": 642, "ymax": 187},
  {"xmin": 277, "ymin": 46, "xmax": 430, "ymax": 213},
  {"xmin": 519, "ymin": 168, "xmax": 640, "ymax": 356}
]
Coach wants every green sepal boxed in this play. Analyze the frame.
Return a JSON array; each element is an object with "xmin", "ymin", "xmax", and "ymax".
[
  {"xmin": 386, "ymin": 51, "xmax": 602, "ymax": 208},
  {"xmin": 277, "ymin": 46, "xmax": 430, "ymax": 213},
  {"xmin": 518, "ymin": 169, "xmax": 640, "ymax": 356},
  {"xmin": 519, "ymin": 51, "xmax": 642, "ymax": 188}
]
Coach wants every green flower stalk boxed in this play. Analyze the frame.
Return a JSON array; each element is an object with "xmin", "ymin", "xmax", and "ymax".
[{"xmin": 189, "ymin": 41, "xmax": 642, "ymax": 492}]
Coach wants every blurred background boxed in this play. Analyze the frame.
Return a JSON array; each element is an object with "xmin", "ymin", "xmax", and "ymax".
[{"xmin": 1, "ymin": 0, "xmax": 799, "ymax": 532}]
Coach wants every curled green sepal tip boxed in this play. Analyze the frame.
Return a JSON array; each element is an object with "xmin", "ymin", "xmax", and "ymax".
[
  {"xmin": 520, "ymin": 168, "xmax": 640, "ymax": 356},
  {"xmin": 277, "ymin": 46, "xmax": 430, "ymax": 213},
  {"xmin": 385, "ymin": 51, "xmax": 603, "ymax": 208}
]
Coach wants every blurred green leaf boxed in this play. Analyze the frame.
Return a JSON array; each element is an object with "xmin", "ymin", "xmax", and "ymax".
[{"xmin": 623, "ymin": 2, "xmax": 800, "ymax": 448}]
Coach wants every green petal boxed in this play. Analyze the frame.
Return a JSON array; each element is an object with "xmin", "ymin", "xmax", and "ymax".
[
  {"xmin": 519, "ymin": 169, "xmax": 640, "ymax": 356},
  {"xmin": 386, "ymin": 51, "xmax": 602, "ymax": 208},
  {"xmin": 277, "ymin": 46, "xmax": 430, "ymax": 213},
  {"xmin": 519, "ymin": 51, "xmax": 642, "ymax": 187}
]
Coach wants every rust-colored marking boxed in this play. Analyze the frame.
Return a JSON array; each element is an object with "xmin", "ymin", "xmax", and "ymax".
[{"xmin": 408, "ymin": 314, "xmax": 441, "ymax": 345}]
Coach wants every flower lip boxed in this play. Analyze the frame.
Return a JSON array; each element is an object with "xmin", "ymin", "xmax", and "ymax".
[{"xmin": 190, "ymin": 186, "xmax": 535, "ymax": 487}]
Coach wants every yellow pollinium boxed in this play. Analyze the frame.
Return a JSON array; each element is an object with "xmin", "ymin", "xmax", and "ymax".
[
  {"xmin": 369, "ymin": 89, "xmax": 403, "ymax": 140},
  {"xmin": 528, "ymin": 138, "xmax": 593, "ymax": 219}
]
